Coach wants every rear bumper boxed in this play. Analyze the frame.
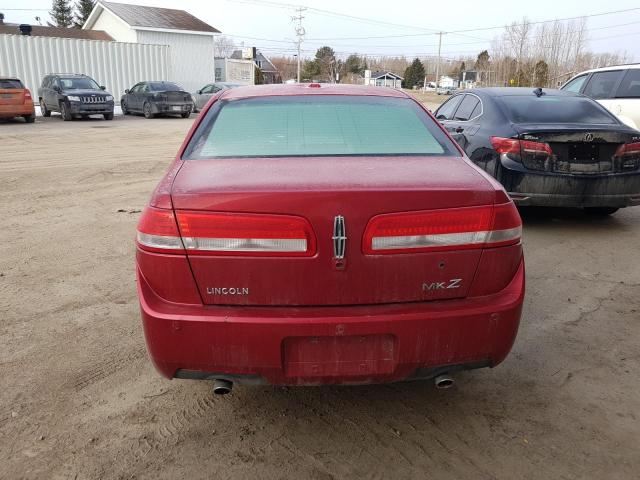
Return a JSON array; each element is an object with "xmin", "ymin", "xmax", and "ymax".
[
  {"xmin": 138, "ymin": 261, "xmax": 525, "ymax": 386},
  {"xmin": 501, "ymin": 162, "xmax": 640, "ymax": 207},
  {"xmin": 151, "ymin": 102, "xmax": 192, "ymax": 114},
  {"xmin": 0, "ymin": 105, "xmax": 34, "ymax": 117}
]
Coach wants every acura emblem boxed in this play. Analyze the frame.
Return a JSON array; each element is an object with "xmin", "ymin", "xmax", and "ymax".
[
  {"xmin": 584, "ymin": 133, "xmax": 594, "ymax": 142},
  {"xmin": 332, "ymin": 215, "xmax": 346, "ymax": 259}
]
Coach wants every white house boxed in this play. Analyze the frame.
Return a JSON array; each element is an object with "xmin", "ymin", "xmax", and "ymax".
[
  {"xmin": 364, "ymin": 70, "xmax": 403, "ymax": 88},
  {"xmin": 439, "ymin": 75, "xmax": 458, "ymax": 89},
  {"xmin": 83, "ymin": 1, "xmax": 220, "ymax": 92}
]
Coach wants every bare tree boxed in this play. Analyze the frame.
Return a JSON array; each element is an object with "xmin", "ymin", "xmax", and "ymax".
[
  {"xmin": 214, "ymin": 36, "xmax": 237, "ymax": 58},
  {"xmin": 504, "ymin": 18, "xmax": 532, "ymax": 86}
]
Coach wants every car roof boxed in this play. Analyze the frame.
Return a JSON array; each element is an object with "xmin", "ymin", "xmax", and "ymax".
[
  {"xmin": 571, "ymin": 63, "xmax": 640, "ymax": 75},
  {"xmin": 220, "ymin": 83, "xmax": 410, "ymax": 100},
  {"xmin": 462, "ymin": 87, "xmax": 582, "ymax": 98},
  {"xmin": 49, "ymin": 73, "xmax": 89, "ymax": 77},
  {"xmin": 0, "ymin": 76, "xmax": 20, "ymax": 81}
]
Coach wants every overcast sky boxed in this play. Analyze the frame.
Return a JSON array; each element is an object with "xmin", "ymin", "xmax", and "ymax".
[{"xmin": 5, "ymin": 0, "xmax": 640, "ymax": 61}]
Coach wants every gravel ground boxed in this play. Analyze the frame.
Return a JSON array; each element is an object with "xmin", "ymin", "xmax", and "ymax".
[{"xmin": 1, "ymin": 109, "xmax": 639, "ymax": 480}]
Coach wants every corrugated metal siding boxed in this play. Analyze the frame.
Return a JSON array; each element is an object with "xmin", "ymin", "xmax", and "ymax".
[
  {"xmin": 0, "ymin": 34, "xmax": 169, "ymax": 101},
  {"xmin": 136, "ymin": 30, "xmax": 214, "ymax": 92}
]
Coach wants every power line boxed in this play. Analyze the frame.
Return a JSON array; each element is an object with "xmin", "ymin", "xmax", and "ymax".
[
  {"xmin": 224, "ymin": 0, "xmax": 439, "ymax": 33},
  {"xmin": 305, "ymin": 7, "xmax": 640, "ymax": 40},
  {"xmin": 289, "ymin": 19, "xmax": 640, "ymax": 49}
]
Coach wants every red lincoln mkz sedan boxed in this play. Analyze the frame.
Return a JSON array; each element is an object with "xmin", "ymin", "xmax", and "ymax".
[{"xmin": 136, "ymin": 84, "xmax": 525, "ymax": 394}]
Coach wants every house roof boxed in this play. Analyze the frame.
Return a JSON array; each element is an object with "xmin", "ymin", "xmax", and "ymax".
[
  {"xmin": 370, "ymin": 71, "xmax": 403, "ymax": 80},
  {"xmin": 85, "ymin": 1, "xmax": 220, "ymax": 34},
  {"xmin": 0, "ymin": 24, "xmax": 113, "ymax": 41}
]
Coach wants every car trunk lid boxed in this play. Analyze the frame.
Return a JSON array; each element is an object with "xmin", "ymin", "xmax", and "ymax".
[
  {"xmin": 514, "ymin": 124, "xmax": 640, "ymax": 174},
  {"xmin": 0, "ymin": 88, "xmax": 25, "ymax": 105},
  {"xmin": 171, "ymin": 156, "xmax": 501, "ymax": 306},
  {"xmin": 160, "ymin": 91, "xmax": 190, "ymax": 103}
]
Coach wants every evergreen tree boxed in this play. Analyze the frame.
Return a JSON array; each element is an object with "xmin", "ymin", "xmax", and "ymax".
[
  {"xmin": 345, "ymin": 54, "xmax": 364, "ymax": 76},
  {"xmin": 302, "ymin": 59, "xmax": 321, "ymax": 81},
  {"xmin": 533, "ymin": 60, "xmax": 549, "ymax": 87},
  {"xmin": 50, "ymin": 0, "xmax": 74, "ymax": 28},
  {"xmin": 475, "ymin": 50, "xmax": 490, "ymax": 70},
  {"xmin": 255, "ymin": 66, "xmax": 264, "ymax": 85},
  {"xmin": 314, "ymin": 46, "xmax": 337, "ymax": 82},
  {"xmin": 402, "ymin": 58, "xmax": 425, "ymax": 89},
  {"xmin": 74, "ymin": 0, "xmax": 95, "ymax": 28}
]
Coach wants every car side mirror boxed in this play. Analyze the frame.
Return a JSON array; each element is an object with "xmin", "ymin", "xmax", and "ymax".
[
  {"xmin": 197, "ymin": 90, "xmax": 202, "ymax": 95},
  {"xmin": 125, "ymin": 89, "xmax": 129, "ymax": 94},
  {"xmin": 100, "ymin": 85, "xmax": 106, "ymax": 90},
  {"xmin": 53, "ymin": 85, "xmax": 61, "ymax": 92}
]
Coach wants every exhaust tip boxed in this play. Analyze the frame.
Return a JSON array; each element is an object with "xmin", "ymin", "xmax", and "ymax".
[
  {"xmin": 212, "ymin": 379, "xmax": 233, "ymax": 395},
  {"xmin": 434, "ymin": 374, "xmax": 454, "ymax": 389}
]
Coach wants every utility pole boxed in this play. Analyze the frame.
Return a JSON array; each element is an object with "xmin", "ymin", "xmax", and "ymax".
[
  {"xmin": 292, "ymin": 6, "xmax": 306, "ymax": 83},
  {"xmin": 435, "ymin": 31, "xmax": 444, "ymax": 91}
]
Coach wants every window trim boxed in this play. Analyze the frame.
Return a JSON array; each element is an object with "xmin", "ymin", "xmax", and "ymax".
[
  {"xmin": 434, "ymin": 93, "xmax": 464, "ymax": 120},
  {"xmin": 451, "ymin": 93, "xmax": 484, "ymax": 122}
]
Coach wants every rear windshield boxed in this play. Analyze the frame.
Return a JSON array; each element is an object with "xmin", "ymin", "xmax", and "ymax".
[
  {"xmin": 497, "ymin": 95, "xmax": 617, "ymax": 124},
  {"xmin": 59, "ymin": 77, "xmax": 100, "ymax": 90},
  {"xmin": 183, "ymin": 95, "xmax": 459, "ymax": 159},
  {"xmin": 149, "ymin": 82, "xmax": 182, "ymax": 92},
  {"xmin": 0, "ymin": 79, "xmax": 23, "ymax": 89}
]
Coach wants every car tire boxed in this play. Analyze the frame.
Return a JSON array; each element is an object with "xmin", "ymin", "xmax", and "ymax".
[
  {"xmin": 584, "ymin": 207, "xmax": 619, "ymax": 215},
  {"xmin": 104, "ymin": 112, "xmax": 114, "ymax": 121},
  {"xmin": 23, "ymin": 114, "xmax": 35, "ymax": 123},
  {"xmin": 41, "ymin": 100, "xmax": 51, "ymax": 117},
  {"xmin": 181, "ymin": 111, "xmax": 191, "ymax": 119},
  {"xmin": 143, "ymin": 102, "xmax": 155, "ymax": 119},
  {"xmin": 121, "ymin": 100, "xmax": 129, "ymax": 115},
  {"xmin": 60, "ymin": 102, "xmax": 72, "ymax": 121}
]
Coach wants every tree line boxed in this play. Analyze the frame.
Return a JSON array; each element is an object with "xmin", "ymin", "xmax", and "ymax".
[{"xmin": 208, "ymin": 15, "xmax": 632, "ymax": 88}]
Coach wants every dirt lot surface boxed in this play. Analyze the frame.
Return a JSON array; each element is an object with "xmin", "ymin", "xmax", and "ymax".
[{"xmin": 1, "ymin": 110, "xmax": 639, "ymax": 480}]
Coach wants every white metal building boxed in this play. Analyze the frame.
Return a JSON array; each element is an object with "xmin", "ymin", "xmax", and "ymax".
[
  {"xmin": 83, "ymin": 1, "xmax": 220, "ymax": 93},
  {"xmin": 0, "ymin": 33, "xmax": 169, "ymax": 101}
]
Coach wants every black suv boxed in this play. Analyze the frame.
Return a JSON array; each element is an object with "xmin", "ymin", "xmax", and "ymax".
[{"xmin": 38, "ymin": 74, "xmax": 115, "ymax": 121}]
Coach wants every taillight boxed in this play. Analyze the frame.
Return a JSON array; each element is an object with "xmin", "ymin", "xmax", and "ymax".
[
  {"xmin": 24, "ymin": 90, "xmax": 32, "ymax": 100},
  {"xmin": 615, "ymin": 142, "xmax": 640, "ymax": 154},
  {"xmin": 175, "ymin": 211, "xmax": 316, "ymax": 256},
  {"xmin": 490, "ymin": 137, "xmax": 520, "ymax": 155},
  {"xmin": 491, "ymin": 136, "xmax": 552, "ymax": 171},
  {"xmin": 363, "ymin": 203, "xmax": 521, "ymax": 254},
  {"xmin": 614, "ymin": 143, "xmax": 640, "ymax": 170},
  {"xmin": 136, "ymin": 206, "xmax": 185, "ymax": 253}
]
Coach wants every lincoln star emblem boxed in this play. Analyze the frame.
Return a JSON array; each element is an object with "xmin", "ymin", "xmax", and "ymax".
[
  {"xmin": 332, "ymin": 215, "xmax": 346, "ymax": 259},
  {"xmin": 584, "ymin": 133, "xmax": 594, "ymax": 142}
]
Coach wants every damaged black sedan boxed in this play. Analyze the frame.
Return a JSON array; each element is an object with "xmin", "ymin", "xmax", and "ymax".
[
  {"xmin": 121, "ymin": 81, "xmax": 192, "ymax": 119},
  {"xmin": 435, "ymin": 87, "xmax": 640, "ymax": 214}
]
